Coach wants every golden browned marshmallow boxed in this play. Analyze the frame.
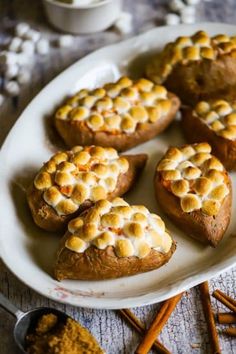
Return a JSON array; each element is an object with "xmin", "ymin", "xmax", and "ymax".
[
  {"xmin": 68, "ymin": 217, "xmax": 84, "ymax": 233},
  {"xmin": 205, "ymin": 169, "xmax": 224, "ymax": 184},
  {"xmin": 171, "ymin": 179, "xmax": 189, "ymax": 197},
  {"xmin": 124, "ymin": 222, "xmax": 145, "ymax": 238},
  {"xmin": 113, "ymin": 206, "xmax": 133, "ymax": 219},
  {"xmin": 202, "ymin": 199, "xmax": 220, "ymax": 216},
  {"xmin": 146, "ymin": 31, "xmax": 236, "ymax": 84},
  {"xmin": 56, "ymin": 199, "xmax": 78, "ymax": 215},
  {"xmin": 52, "ymin": 152, "xmax": 68, "ymax": 165},
  {"xmin": 71, "ymin": 151, "xmax": 91, "ymax": 165},
  {"xmin": 55, "ymin": 171, "xmax": 74, "ymax": 187},
  {"xmin": 181, "ymin": 194, "xmax": 201, "ymax": 213},
  {"xmin": 64, "ymin": 198, "xmax": 173, "ymax": 258},
  {"xmin": 182, "ymin": 166, "xmax": 201, "ymax": 180},
  {"xmin": 137, "ymin": 241, "xmax": 151, "ymax": 258},
  {"xmin": 161, "ymin": 170, "xmax": 181, "ymax": 181},
  {"xmin": 115, "ymin": 239, "xmax": 134, "ymax": 257},
  {"xmin": 190, "ymin": 152, "xmax": 211, "ymax": 166},
  {"xmin": 165, "ymin": 147, "xmax": 183, "ymax": 162},
  {"xmin": 93, "ymin": 231, "xmax": 115, "ymax": 249},
  {"xmin": 44, "ymin": 186, "xmax": 62, "ymax": 207},
  {"xmin": 91, "ymin": 185, "xmax": 107, "ymax": 201},
  {"xmin": 55, "ymin": 76, "xmax": 172, "ymax": 135},
  {"xmin": 194, "ymin": 99, "xmax": 236, "ymax": 141},
  {"xmin": 43, "ymin": 161, "xmax": 56, "ymax": 174},
  {"xmin": 79, "ymin": 223, "xmax": 98, "ymax": 241},
  {"xmin": 101, "ymin": 213, "xmax": 122, "ymax": 228},
  {"xmin": 157, "ymin": 158, "xmax": 177, "ymax": 171},
  {"xmin": 34, "ymin": 172, "xmax": 52, "ymax": 190},
  {"xmin": 209, "ymin": 184, "xmax": 229, "ymax": 201},
  {"xmin": 193, "ymin": 177, "xmax": 212, "ymax": 196},
  {"xmin": 65, "ymin": 236, "xmax": 86, "ymax": 253}
]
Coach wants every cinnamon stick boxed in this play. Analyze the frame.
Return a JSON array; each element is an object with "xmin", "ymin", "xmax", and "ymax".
[
  {"xmin": 118, "ymin": 309, "xmax": 170, "ymax": 354},
  {"xmin": 135, "ymin": 293, "xmax": 183, "ymax": 354},
  {"xmin": 199, "ymin": 282, "xmax": 221, "ymax": 354},
  {"xmin": 222, "ymin": 327, "xmax": 236, "ymax": 337},
  {"xmin": 216, "ymin": 312, "xmax": 236, "ymax": 325},
  {"xmin": 213, "ymin": 290, "xmax": 236, "ymax": 313}
]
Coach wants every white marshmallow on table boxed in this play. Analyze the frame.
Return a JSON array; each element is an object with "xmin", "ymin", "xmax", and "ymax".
[
  {"xmin": 25, "ymin": 29, "xmax": 41, "ymax": 43},
  {"xmin": 5, "ymin": 80, "xmax": 20, "ymax": 96},
  {"xmin": 181, "ymin": 13, "xmax": 196, "ymax": 24},
  {"xmin": 185, "ymin": 0, "xmax": 201, "ymax": 5},
  {"xmin": 8, "ymin": 37, "xmax": 23, "ymax": 52},
  {"xmin": 16, "ymin": 52, "xmax": 32, "ymax": 66},
  {"xmin": 36, "ymin": 38, "xmax": 50, "ymax": 55},
  {"xmin": 17, "ymin": 68, "xmax": 31, "ymax": 85},
  {"xmin": 15, "ymin": 22, "xmax": 30, "ymax": 37},
  {"xmin": 180, "ymin": 5, "xmax": 196, "ymax": 16},
  {"xmin": 114, "ymin": 11, "xmax": 133, "ymax": 35},
  {"xmin": 0, "ymin": 51, "xmax": 18, "ymax": 66},
  {"xmin": 0, "ymin": 93, "xmax": 5, "ymax": 107},
  {"xmin": 165, "ymin": 13, "xmax": 181, "ymax": 25},
  {"xmin": 5, "ymin": 64, "xmax": 19, "ymax": 79},
  {"xmin": 58, "ymin": 35, "xmax": 74, "ymax": 48},
  {"xmin": 21, "ymin": 40, "xmax": 35, "ymax": 55},
  {"xmin": 169, "ymin": 0, "xmax": 185, "ymax": 12}
]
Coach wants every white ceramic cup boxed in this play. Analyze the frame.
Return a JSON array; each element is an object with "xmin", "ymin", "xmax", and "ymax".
[{"xmin": 42, "ymin": 0, "xmax": 123, "ymax": 34}]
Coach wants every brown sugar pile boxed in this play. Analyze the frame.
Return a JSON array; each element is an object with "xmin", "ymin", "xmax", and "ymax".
[{"xmin": 26, "ymin": 313, "xmax": 104, "ymax": 354}]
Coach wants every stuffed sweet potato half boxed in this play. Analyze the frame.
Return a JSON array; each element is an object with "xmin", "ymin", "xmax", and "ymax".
[
  {"xmin": 54, "ymin": 198, "xmax": 176, "ymax": 281},
  {"xmin": 54, "ymin": 77, "xmax": 180, "ymax": 151},
  {"xmin": 182, "ymin": 99, "xmax": 236, "ymax": 170},
  {"xmin": 27, "ymin": 146, "xmax": 147, "ymax": 232},
  {"xmin": 146, "ymin": 31, "xmax": 236, "ymax": 106},
  {"xmin": 154, "ymin": 143, "xmax": 232, "ymax": 247}
]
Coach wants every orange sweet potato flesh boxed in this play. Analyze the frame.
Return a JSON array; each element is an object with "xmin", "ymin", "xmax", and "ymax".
[
  {"xmin": 55, "ymin": 93, "xmax": 180, "ymax": 151},
  {"xmin": 27, "ymin": 154, "xmax": 147, "ymax": 232},
  {"xmin": 154, "ymin": 172, "xmax": 232, "ymax": 247}
]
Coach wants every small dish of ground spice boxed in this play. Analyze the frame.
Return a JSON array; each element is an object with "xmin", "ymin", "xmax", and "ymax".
[{"xmin": 26, "ymin": 312, "xmax": 104, "ymax": 354}]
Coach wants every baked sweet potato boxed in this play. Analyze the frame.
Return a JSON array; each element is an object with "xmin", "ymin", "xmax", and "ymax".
[
  {"xmin": 182, "ymin": 99, "xmax": 236, "ymax": 170},
  {"xmin": 54, "ymin": 198, "xmax": 176, "ymax": 281},
  {"xmin": 154, "ymin": 143, "xmax": 232, "ymax": 247},
  {"xmin": 27, "ymin": 146, "xmax": 147, "ymax": 232},
  {"xmin": 146, "ymin": 31, "xmax": 236, "ymax": 106},
  {"xmin": 54, "ymin": 77, "xmax": 180, "ymax": 151}
]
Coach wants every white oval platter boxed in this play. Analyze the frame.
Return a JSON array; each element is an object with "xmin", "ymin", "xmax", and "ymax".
[{"xmin": 0, "ymin": 22, "xmax": 236, "ymax": 309}]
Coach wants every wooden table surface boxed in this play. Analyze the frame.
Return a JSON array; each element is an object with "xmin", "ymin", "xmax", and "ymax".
[{"xmin": 0, "ymin": 1, "xmax": 236, "ymax": 353}]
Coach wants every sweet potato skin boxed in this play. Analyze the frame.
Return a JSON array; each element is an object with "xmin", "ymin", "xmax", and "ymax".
[
  {"xmin": 154, "ymin": 172, "xmax": 232, "ymax": 247},
  {"xmin": 27, "ymin": 154, "xmax": 147, "ymax": 232},
  {"xmin": 158, "ymin": 55, "xmax": 236, "ymax": 106},
  {"xmin": 55, "ymin": 93, "xmax": 180, "ymax": 151},
  {"xmin": 54, "ymin": 237, "xmax": 176, "ymax": 281},
  {"xmin": 181, "ymin": 108, "xmax": 236, "ymax": 171}
]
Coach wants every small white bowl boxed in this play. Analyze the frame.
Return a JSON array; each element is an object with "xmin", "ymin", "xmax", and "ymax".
[{"xmin": 42, "ymin": 0, "xmax": 123, "ymax": 34}]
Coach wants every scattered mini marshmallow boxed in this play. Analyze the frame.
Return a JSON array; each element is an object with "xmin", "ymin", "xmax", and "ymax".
[
  {"xmin": 169, "ymin": 0, "xmax": 185, "ymax": 12},
  {"xmin": 58, "ymin": 35, "xmax": 74, "ymax": 48},
  {"xmin": 8, "ymin": 37, "xmax": 23, "ymax": 52},
  {"xmin": 114, "ymin": 11, "xmax": 133, "ymax": 35},
  {"xmin": 25, "ymin": 29, "xmax": 41, "ymax": 43},
  {"xmin": 180, "ymin": 5, "xmax": 196, "ymax": 16},
  {"xmin": 0, "ymin": 51, "xmax": 18, "ymax": 66},
  {"xmin": 185, "ymin": 0, "xmax": 201, "ymax": 4},
  {"xmin": 181, "ymin": 13, "xmax": 196, "ymax": 23},
  {"xmin": 21, "ymin": 40, "xmax": 35, "ymax": 55},
  {"xmin": 16, "ymin": 52, "xmax": 32, "ymax": 66},
  {"xmin": 5, "ymin": 63, "xmax": 19, "ymax": 79},
  {"xmin": 15, "ymin": 22, "xmax": 30, "ymax": 37},
  {"xmin": 5, "ymin": 80, "xmax": 20, "ymax": 96},
  {"xmin": 17, "ymin": 68, "xmax": 31, "ymax": 85},
  {"xmin": 166, "ymin": 13, "xmax": 181, "ymax": 25},
  {"xmin": 36, "ymin": 38, "xmax": 50, "ymax": 55},
  {"xmin": 0, "ymin": 93, "xmax": 5, "ymax": 106}
]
